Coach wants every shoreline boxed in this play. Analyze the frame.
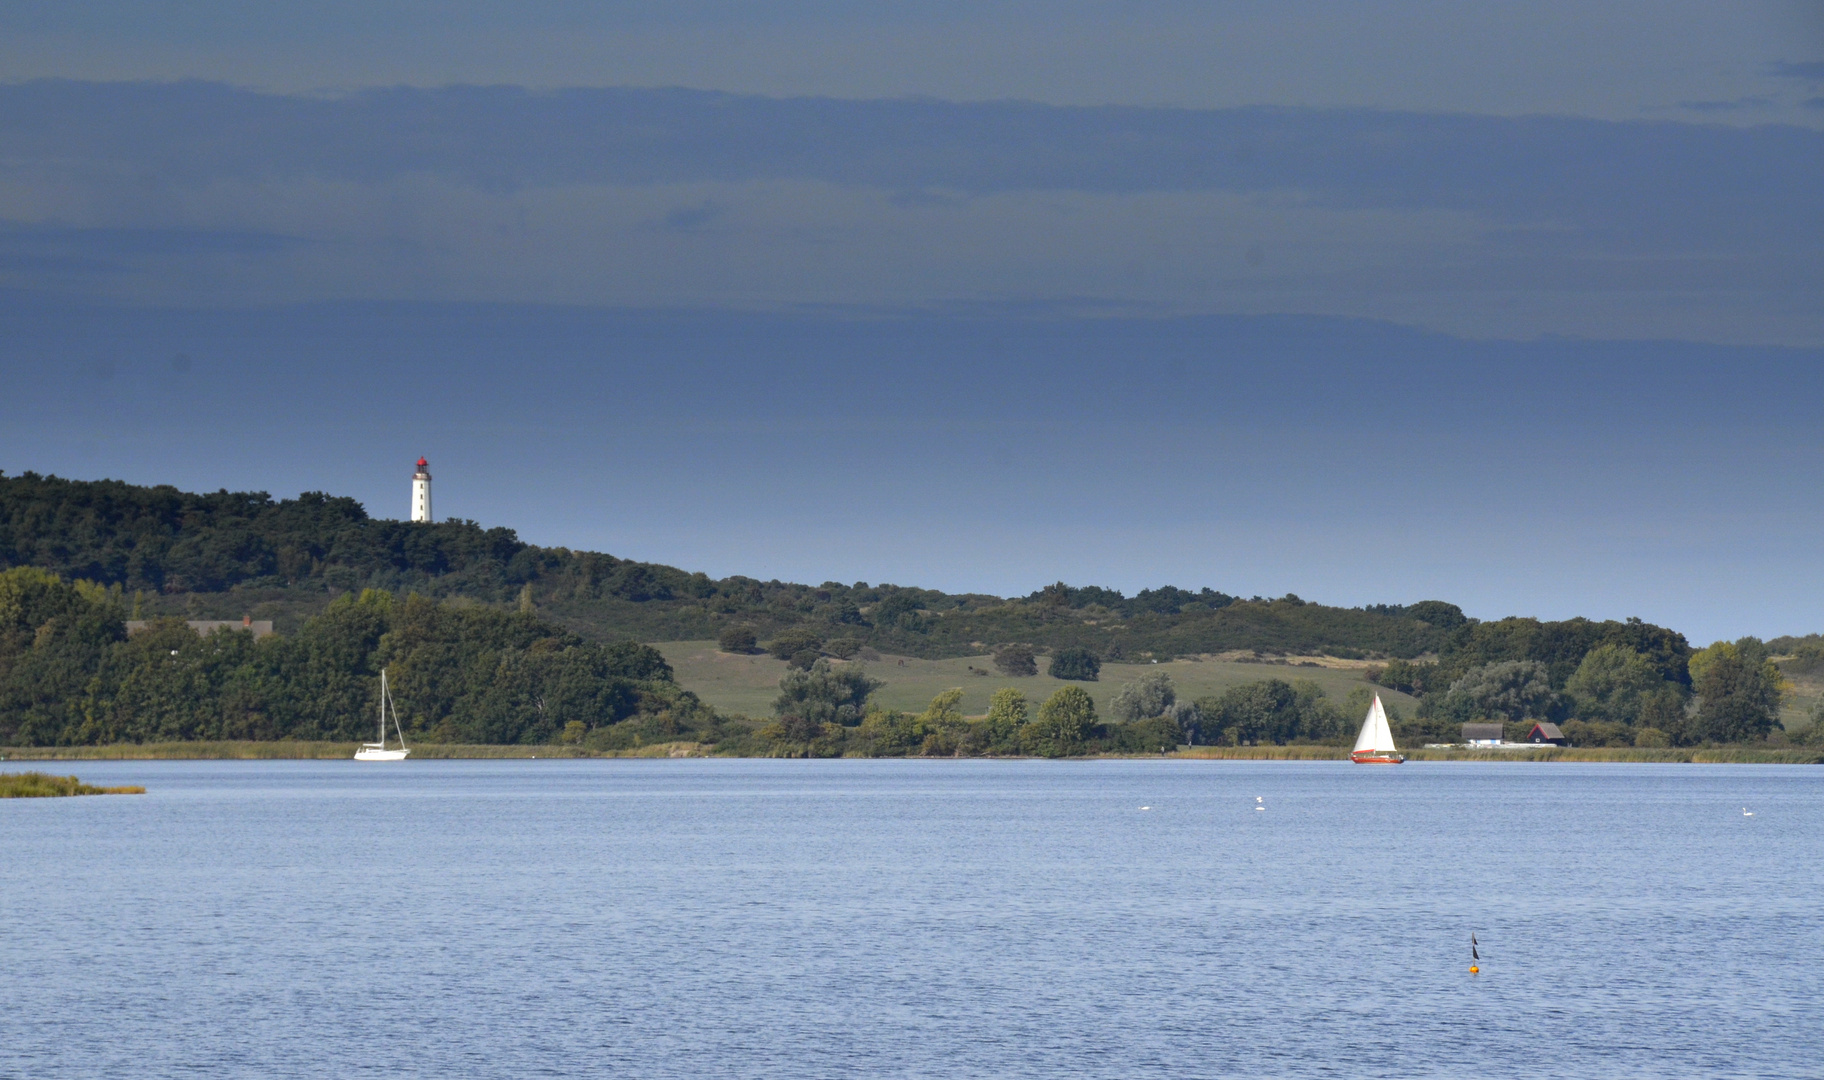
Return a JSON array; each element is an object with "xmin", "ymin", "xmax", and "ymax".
[
  {"xmin": 2, "ymin": 742, "xmax": 1819, "ymax": 764},
  {"xmin": 1172, "ymin": 745, "xmax": 1823, "ymax": 764}
]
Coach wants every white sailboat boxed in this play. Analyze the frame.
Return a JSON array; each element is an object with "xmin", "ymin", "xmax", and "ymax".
[
  {"xmin": 1350, "ymin": 692, "xmax": 1404, "ymax": 764},
  {"xmin": 354, "ymin": 669, "xmax": 411, "ymax": 761}
]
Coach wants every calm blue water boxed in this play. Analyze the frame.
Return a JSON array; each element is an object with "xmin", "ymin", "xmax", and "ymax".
[{"xmin": 2, "ymin": 760, "xmax": 1820, "ymax": 1079}]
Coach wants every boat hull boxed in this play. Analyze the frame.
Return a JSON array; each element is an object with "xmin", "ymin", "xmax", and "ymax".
[
  {"xmin": 354, "ymin": 747, "xmax": 410, "ymax": 761},
  {"xmin": 1350, "ymin": 751, "xmax": 1405, "ymax": 765}
]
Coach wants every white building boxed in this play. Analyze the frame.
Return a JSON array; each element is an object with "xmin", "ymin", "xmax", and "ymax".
[{"xmin": 411, "ymin": 457, "xmax": 433, "ymax": 522}]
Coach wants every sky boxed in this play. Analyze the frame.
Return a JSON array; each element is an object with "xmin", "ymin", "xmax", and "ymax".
[{"xmin": 1, "ymin": 1, "xmax": 1822, "ymax": 644}]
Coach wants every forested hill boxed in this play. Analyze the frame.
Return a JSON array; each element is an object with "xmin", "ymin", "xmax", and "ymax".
[
  {"xmin": 0, "ymin": 471, "xmax": 1684, "ymax": 670},
  {"xmin": 0, "ymin": 568, "xmax": 700, "ymax": 748}
]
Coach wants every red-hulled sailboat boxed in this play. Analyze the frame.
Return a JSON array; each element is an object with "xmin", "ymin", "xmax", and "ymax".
[{"xmin": 1350, "ymin": 693, "xmax": 1405, "ymax": 764}]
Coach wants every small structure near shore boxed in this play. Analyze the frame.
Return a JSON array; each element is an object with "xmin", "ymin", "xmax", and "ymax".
[
  {"xmin": 1526, "ymin": 722, "xmax": 1569, "ymax": 746},
  {"xmin": 1462, "ymin": 723, "xmax": 1505, "ymax": 746}
]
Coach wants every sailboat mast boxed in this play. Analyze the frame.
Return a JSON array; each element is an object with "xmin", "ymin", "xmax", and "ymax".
[
  {"xmin": 379, "ymin": 669, "xmax": 388, "ymax": 746},
  {"xmin": 390, "ymin": 674, "xmax": 406, "ymax": 749}
]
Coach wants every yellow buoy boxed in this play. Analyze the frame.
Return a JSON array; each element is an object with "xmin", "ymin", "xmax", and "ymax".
[{"xmin": 1469, "ymin": 965, "xmax": 1479, "ymax": 974}]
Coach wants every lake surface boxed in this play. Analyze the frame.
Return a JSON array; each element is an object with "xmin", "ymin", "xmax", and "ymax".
[{"xmin": 3, "ymin": 760, "xmax": 1820, "ymax": 1079}]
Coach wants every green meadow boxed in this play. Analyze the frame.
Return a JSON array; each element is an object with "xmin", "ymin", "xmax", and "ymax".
[{"xmin": 650, "ymin": 640, "xmax": 1422, "ymax": 718}]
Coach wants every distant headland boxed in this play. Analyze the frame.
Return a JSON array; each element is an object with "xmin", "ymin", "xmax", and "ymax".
[{"xmin": 2, "ymin": 469, "xmax": 1820, "ymax": 760}]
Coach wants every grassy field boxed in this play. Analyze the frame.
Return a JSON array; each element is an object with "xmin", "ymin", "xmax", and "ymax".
[
  {"xmin": 650, "ymin": 640, "xmax": 1421, "ymax": 718},
  {"xmin": 1779, "ymin": 664, "xmax": 1824, "ymax": 733}
]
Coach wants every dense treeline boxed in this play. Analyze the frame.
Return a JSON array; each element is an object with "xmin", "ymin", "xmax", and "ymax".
[
  {"xmin": 753, "ymin": 665, "xmax": 1376, "ymax": 757},
  {"xmin": 0, "ymin": 566, "xmax": 702, "ymax": 747},
  {"xmin": 1363, "ymin": 616, "xmax": 1805, "ymax": 748},
  {"xmin": 0, "ymin": 471, "xmax": 1466, "ymax": 660}
]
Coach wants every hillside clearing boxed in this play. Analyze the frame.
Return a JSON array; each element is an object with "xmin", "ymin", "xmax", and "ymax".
[{"xmin": 650, "ymin": 641, "xmax": 1421, "ymax": 718}]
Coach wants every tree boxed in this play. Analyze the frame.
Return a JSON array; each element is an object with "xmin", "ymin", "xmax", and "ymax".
[
  {"xmin": 1438, "ymin": 661, "xmax": 1558, "ymax": 723},
  {"xmin": 992, "ymin": 643, "xmax": 1038, "ymax": 677},
  {"xmin": 1405, "ymin": 600, "xmax": 1468, "ymax": 630},
  {"xmin": 1369, "ymin": 658, "xmax": 1440, "ymax": 696},
  {"xmin": 1048, "ymin": 647, "xmax": 1100, "ymax": 682},
  {"xmin": 1194, "ymin": 678, "xmax": 1347, "ymax": 745},
  {"xmin": 1565, "ymin": 644, "xmax": 1673, "ymax": 724},
  {"xmin": 1199, "ymin": 679, "xmax": 1298, "ymax": 744},
  {"xmin": 913, "ymin": 688, "xmax": 968, "ymax": 755},
  {"xmin": 1686, "ymin": 640, "xmax": 1784, "ymax": 743},
  {"xmin": 985, "ymin": 687, "xmax": 1029, "ymax": 747},
  {"xmin": 772, "ymin": 659, "xmax": 882, "ymax": 741},
  {"xmin": 1031, "ymin": 685, "xmax": 1097, "ymax": 755},
  {"xmin": 1169, "ymin": 700, "xmax": 1205, "ymax": 744},
  {"xmin": 1110, "ymin": 671, "xmax": 1175, "ymax": 722},
  {"xmin": 718, "ymin": 625, "xmax": 758, "ymax": 653}
]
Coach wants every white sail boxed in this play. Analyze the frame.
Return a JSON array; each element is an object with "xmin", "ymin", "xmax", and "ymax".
[
  {"xmin": 354, "ymin": 669, "xmax": 411, "ymax": 761},
  {"xmin": 1352, "ymin": 694, "xmax": 1398, "ymax": 754}
]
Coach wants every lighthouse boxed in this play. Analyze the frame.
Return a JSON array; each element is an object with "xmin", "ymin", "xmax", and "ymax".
[{"xmin": 411, "ymin": 458, "xmax": 432, "ymax": 522}]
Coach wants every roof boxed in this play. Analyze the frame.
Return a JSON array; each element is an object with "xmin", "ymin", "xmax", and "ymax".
[
  {"xmin": 1528, "ymin": 722, "xmax": 1565, "ymax": 739},
  {"xmin": 1462, "ymin": 723, "xmax": 1504, "ymax": 740}
]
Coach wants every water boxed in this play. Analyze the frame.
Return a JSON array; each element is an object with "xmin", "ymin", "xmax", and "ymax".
[{"xmin": 3, "ymin": 760, "xmax": 1820, "ymax": 1079}]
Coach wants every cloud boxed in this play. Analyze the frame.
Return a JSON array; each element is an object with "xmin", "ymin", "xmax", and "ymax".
[
  {"xmin": 1675, "ymin": 97, "xmax": 1773, "ymax": 111},
  {"xmin": 0, "ymin": 80, "xmax": 1819, "ymax": 344},
  {"xmin": 661, "ymin": 201, "xmax": 724, "ymax": 232},
  {"xmin": 0, "ymin": 221, "xmax": 304, "ymax": 257},
  {"xmin": 1770, "ymin": 60, "xmax": 1824, "ymax": 80}
]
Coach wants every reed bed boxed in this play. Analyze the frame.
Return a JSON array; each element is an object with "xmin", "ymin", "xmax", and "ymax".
[
  {"xmin": 1, "ymin": 742, "xmax": 1813, "ymax": 764},
  {"xmin": 1169, "ymin": 744, "xmax": 1822, "ymax": 763},
  {"xmin": 0, "ymin": 771, "xmax": 146, "ymax": 797},
  {"xmin": 1171, "ymin": 746, "xmax": 1352, "ymax": 760},
  {"xmin": 0, "ymin": 741, "xmax": 710, "ymax": 761}
]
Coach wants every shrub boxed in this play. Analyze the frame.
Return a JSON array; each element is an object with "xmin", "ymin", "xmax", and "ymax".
[
  {"xmin": 771, "ymin": 659, "xmax": 882, "ymax": 738},
  {"xmin": 992, "ymin": 643, "xmax": 1038, "ymax": 677},
  {"xmin": 1114, "ymin": 715, "xmax": 1182, "ymax": 753},
  {"xmin": 825, "ymin": 637, "xmax": 862, "ymax": 660},
  {"xmin": 768, "ymin": 627, "xmax": 824, "ymax": 662},
  {"xmin": 718, "ymin": 625, "xmax": 759, "ymax": 653},
  {"xmin": 1048, "ymin": 647, "xmax": 1101, "ymax": 682}
]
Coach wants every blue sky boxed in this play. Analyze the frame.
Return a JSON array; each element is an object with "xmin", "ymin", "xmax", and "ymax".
[{"xmin": 2, "ymin": 2, "xmax": 1822, "ymax": 644}]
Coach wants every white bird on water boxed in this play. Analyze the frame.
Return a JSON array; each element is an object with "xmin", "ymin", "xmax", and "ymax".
[
  {"xmin": 1255, "ymin": 796, "xmax": 1265, "ymax": 811},
  {"xmin": 1139, "ymin": 806, "xmax": 1151, "ymax": 811},
  {"xmin": 1743, "ymin": 807, "xmax": 1754, "ymax": 816}
]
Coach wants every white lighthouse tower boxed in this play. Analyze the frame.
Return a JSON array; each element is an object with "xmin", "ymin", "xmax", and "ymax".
[{"xmin": 410, "ymin": 457, "xmax": 432, "ymax": 522}]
